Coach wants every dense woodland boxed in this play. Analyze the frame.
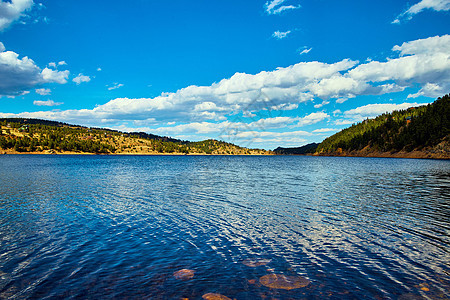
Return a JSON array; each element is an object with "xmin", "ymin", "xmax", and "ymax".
[
  {"xmin": 0, "ymin": 119, "xmax": 267, "ymax": 155},
  {"xmin": 316, "ymin": 95, "xmax": 449, "ymax": 154},
  {"xmin": 274, "ymin": 143, "xmax": 319, "ymax": 155}
]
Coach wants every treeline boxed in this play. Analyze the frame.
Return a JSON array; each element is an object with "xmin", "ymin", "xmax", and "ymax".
[
  {"xmin": 316, "ymin": 95, "xmax": 449, "ymax": 154},
  {"xmin": 0, "ymin": 121, "xmax": 116, "ymax": 153},
  {"xmin": 0, "ymin": 119, "xmax": 266, "ymax": 155},
  {"xmin": 273, "ymin": 143, "xmax": 319, "ymax": 155}
]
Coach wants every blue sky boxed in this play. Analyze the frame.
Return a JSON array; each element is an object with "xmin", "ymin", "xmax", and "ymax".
[{"xmin": 0, "ymin": 0, "xmax": 449, "ymax": 149}]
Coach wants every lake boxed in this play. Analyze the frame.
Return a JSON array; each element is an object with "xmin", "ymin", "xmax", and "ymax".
[{"xmin": 0, "ymin": 155, "xmax": 449, "ymax": 299}]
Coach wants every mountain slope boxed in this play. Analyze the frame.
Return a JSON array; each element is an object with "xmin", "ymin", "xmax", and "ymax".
[
  {"xmin": 273, "ymin": 143, "xmax": 319, "ymax": 155},
  {"xmin": 0, "ymin": 119, "xmax": 270, "ymax": 155},
  {"xmin": 315, "ymin": 95, "xmax": 449, "ymax": 159}
]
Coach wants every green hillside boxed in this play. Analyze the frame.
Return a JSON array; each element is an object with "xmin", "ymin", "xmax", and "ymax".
[
  {"xmin": 0, "ymin": 119, "xmax": 270, "ymax": 155},
  {"xmin": 316, "ymin": 95, "xmax": 449, "ymax": 158}
]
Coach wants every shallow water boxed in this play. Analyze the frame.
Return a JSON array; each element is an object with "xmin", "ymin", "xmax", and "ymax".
[{"xmin": 0, "ymin": 155, "xmax": 449, "ymax": 299}]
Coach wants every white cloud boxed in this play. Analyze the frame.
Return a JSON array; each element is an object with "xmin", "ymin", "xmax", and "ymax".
[
  {"xmin": 314, "ymin": 100, "xmax": 329, "ymax": 108},
  {"xmin": 73, "ymin": 73, "xmax": 91, "ymax": 85},
  {"xmin": 270, "ymin": 103, "xmax": 298, "ymax": 111},
  {"xmin": 265, "ymin": 0, "xmax": 300, "ymax": 15},
  {"xmin": 0, "ymin": 49, "xmax": 41, "ymax": 95},
  {"xmin": 299, "ymin": 47, "xmax": 312, "ymax": 55},
  {"xmin": 296, "ymin": 112, "xmax": 329, "ymax": 126},
  {"xmin": 407, "ymin": 83, "xmax": 443, "ymax": 98},
  {"xmin": 58, "ymin": 61, "xmax": 67, "ymax": 66},
  {"xmin": 313, "ymin": 128, "xmax": 338, "ymax": 133},
  {"xmin": 392, "ymin": 34, "xmax": 450, "ymax": 56},
  {"xmin": 41, "ymin": 67, "xmax": 69, "ymax": 84},
  {"xmin": 35, "ymin": 88, "xmax": 51, "ymax": 95},
  {"xmin": 272, "ymin": 30, "xmax": 291, "ymax": 39},
  {"xmin": 348, "ymin": 35, "xmax": 450, "ymax": 98},
  {"xmin": 33, "ymin": 100, "xmax": 63, "ymax": 106},
  {"xmin": 97, "ymin": 67, "xmax": 102, "ymax": 71},
  {"xmin": 334, "ymin": 119, "xmax": 355, "ymax": 126},
  {"xmin": 0, "ymin": 35, "xmax": 448, "ymax": 139},
  {"xmin": 108, "ymin": 83, "xmax": 124, "ymax": 90},
  {"xmin": 0, "ymin": 0, "xmax": 34, "ymax": 31},
  {"xmin": 48, "ymin": 62, "xmax": 56, "ymax": 68},
  {"xmin": 0, "ymin": 42, "xmax": 5, "ymax": 52},
  {"xmin": 393, "ymin": 0, "xmax": 450, "ymax": 23},
  {"xmin": 0, "ymin": 44, "xmax": 69, "ymax": 96},
  {"xmin": 343, "ymin": 102, "xmax": 424, "ymax": 122}
]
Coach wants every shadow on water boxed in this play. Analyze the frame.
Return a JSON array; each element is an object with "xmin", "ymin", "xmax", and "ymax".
[{"xmin": 0, "ymin": 155, "xmax": 449, "ymax": 299}]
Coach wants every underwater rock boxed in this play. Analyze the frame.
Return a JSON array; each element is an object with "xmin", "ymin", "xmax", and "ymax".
[
  {"xmin": 202, "ymin": 293, "xmax": 232, "ymax": 300},
  {"xmin": 259, "ymin": 274, "xmax": 310, "ymax": 290},
  {"xmin": 173, "ymin": 269, "xmax": 195, "ymax": 280}
]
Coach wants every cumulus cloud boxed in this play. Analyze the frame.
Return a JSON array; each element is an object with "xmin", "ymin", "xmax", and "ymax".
[
  {"xmin": 73, "ymin": 73, "xmax": 91, "ymax": 85},
  {"xmin": 335, "ymin": 102, "xmax": 426, "ymax": 125},
  {"xmin": 0, "ymin": 44, "xmax": 69, "ymax": 96},
  {"xmin": 0, "ymin": 0, "xmax": 34, "ymax": 31},
  {"xmin": 265, "ymin": 0, "xmax": 300, "ymax": 15},
  {"xmin": 272, "ymin": 30, "xmax": 291, "ymax": 39},
  {"xmin": 33, "ymin": 100, "xmax": 63, "ymax": 106},
  {"xmin": 41, "ymin": 68, "xmax": 69, "ymax": 84},
  {"xmin": 393, "ymin": 0, "xmax": 450, "ymax": 23},
  {"xmin": 0, "ymin": 35, "xmax": 448, "ymax": 139},
  {"xmin": 349, "ymin": 35, "xmax": 450, "ymax": 98},
  {"xmin": 392, "ymin": 34, "xmax": 450, "ymax": 56},
  {"xmin": 35, "ymin": 88, "xmax": 51, "ymax": 95}
]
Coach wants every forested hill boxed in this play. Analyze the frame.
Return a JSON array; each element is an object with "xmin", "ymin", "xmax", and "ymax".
[
  {"xmin": 0, "ymin": 119, "xmax": 269, "ymax": 155},
  {"xmin": 273, "ymin": 143, "xmax": 319, "ymax": 155},
  {"xmin": 315, "ymin": 95, "xmax": 450, "ymax": 159}
]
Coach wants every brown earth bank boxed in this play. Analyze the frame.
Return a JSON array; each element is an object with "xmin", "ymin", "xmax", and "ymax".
[{"xmin": 314, "ymin": 141, "xmax": 450, "ymax": 160}]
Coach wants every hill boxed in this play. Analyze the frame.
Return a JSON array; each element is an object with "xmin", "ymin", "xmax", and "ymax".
[
  {"xmin": 315, "ymin": 95, "xmax": 450, "ymax": 159},
  {"xmin": 273, "ymin": 143, "xmax": 319, "ymax": 155},
  {"xmin": 0, "ymin": 118, "xmax": 270, "ymax": 155}
]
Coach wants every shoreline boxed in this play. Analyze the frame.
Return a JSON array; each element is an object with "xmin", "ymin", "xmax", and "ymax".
[
  {"xmin": 0, "ymin": 150, "xmax": 273, "ymax": 156},
  {"xmin": 2, "ymin": 150, "xmax": 449, "ymax": 159},
  {"xmin": 312, "ymin": 150, "xmax": 449, "ymax": 160}
]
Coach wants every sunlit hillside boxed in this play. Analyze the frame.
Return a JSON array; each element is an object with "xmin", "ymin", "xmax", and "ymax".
[{"xmin": 0, "ymin": 119, "xmax": 271, "ymax": 155}]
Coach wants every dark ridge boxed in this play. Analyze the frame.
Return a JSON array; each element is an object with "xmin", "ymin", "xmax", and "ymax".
[
  {"xmin": 0, "ymin": 118, "xmax": 73, "ymax": 127},
  {"xmin": 273, "ymin": 143, "xmax": 319, "ymax": 155}
]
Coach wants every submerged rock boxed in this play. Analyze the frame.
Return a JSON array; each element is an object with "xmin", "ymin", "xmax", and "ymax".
[
  {"xmin": 259, "ymin": 274, "xmax": 310, "ymax": 290},
  {"xmin": 202, "ymin": 293, "xmax": 232, "ymax": 300},
  {"xmin": 173, "ymin": 269, "xmax": 195, "ymax": 280}
]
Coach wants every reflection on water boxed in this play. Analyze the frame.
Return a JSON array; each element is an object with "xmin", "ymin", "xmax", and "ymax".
[{"xmin": 0, "ymin": 155, "xmax": 449, "ymax": 299}]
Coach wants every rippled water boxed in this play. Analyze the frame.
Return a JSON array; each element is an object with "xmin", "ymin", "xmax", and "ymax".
[{"xmin": 0, "ymin": 155, "xmax": 449, "ymax": 299}]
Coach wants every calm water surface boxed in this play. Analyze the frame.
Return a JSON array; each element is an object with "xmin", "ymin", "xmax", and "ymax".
[{"xmin": 0, "ymin": 155, "xmax": 449, "ymax": 299}]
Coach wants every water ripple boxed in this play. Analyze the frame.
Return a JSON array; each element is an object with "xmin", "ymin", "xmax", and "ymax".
[{"xmin": 0, "ymin": 155, "xmax": 449, "ymax": 299}]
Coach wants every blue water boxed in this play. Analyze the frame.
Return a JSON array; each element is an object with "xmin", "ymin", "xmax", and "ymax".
[{"xmin": 0, "ymin": 155, "xmax": 449, "ymax": 299}]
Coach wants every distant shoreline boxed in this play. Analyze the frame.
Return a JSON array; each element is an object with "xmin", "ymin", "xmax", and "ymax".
[
  {"xmin": 0, "ymin": 150, "xmax": 273, "ymax": 156},
  {"xmin": 2, "ymin": 150, "xmax": 448, "ymax": 159}
]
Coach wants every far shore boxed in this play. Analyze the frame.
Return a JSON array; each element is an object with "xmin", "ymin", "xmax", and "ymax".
[
  {"xmin": 0, "ymin": 149, "xmax": 273, "ymax": 156},
  {"xmin": 312, "ymin": 150, "xmax": 449, "ymax": 160},
  {"xmin": 2, "ymin": 149, "xmax": 449, "ymax": 159}
]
